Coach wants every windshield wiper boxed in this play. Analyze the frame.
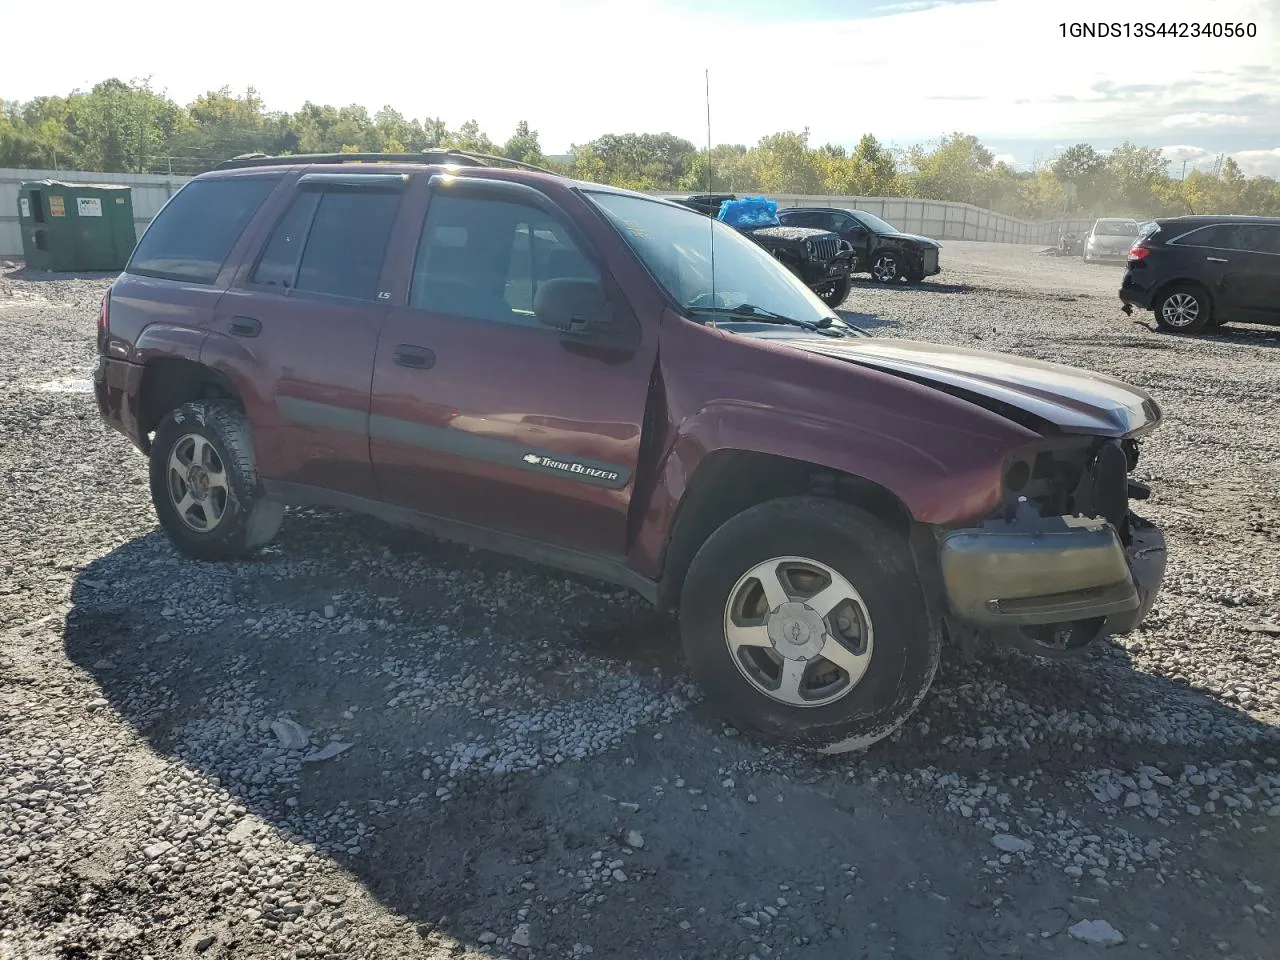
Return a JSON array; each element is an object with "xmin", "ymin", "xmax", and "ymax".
[{"xmin": 687, "ymin": 304, "xmax": 851, "ymax": 337}]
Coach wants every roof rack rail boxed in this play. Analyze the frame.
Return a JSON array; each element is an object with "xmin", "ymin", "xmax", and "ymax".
[{"xmin": 214, "ymin": 149, "xmax": 559, "ymax": 176}]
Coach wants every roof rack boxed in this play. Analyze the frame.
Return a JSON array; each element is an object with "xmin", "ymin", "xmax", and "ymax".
[{"xmin": 214, "ymin": 149, "xmax": 559, "ymax": 175}]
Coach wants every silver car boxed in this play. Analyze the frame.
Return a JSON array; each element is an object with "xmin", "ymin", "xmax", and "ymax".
[{"xmin": 1083, "ymin": 218, "xmax": 1141, "ymax": 263}]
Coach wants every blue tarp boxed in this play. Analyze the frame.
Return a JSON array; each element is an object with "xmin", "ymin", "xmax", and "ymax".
[{"xmin": 716, "ymin": 195, "xmax": 779, "ymax": 229}]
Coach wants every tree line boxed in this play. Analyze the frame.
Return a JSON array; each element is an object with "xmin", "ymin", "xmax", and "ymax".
[{"xmin": 3, "ymin": 79, "xmax": 1277, "ymax": 220}]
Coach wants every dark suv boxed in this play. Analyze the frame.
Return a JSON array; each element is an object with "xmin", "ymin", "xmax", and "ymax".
[
  {"xmin": 95, "ymin": 150, "xmax": 1167, "ymax": 753},
  {"xmin": 777, "ymin": 207, "xmax": 942, "ymax": 284},
  {"xmin": 665, "ymin": 194, "xmax": 857, "ymax": 307},
  {"xmin": 1120, "ymin": 216, "xmax": 1280, "ymax": 333}
]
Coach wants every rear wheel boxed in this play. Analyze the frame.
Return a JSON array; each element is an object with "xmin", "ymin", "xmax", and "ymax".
[
  {"xmin": 149, "ymin": 401, "xmax": 284, "ymax": 561},
  {"xmin": 870, "ymin": 251, "xmax": 901, "ymax": 283},
  {"xmin": 818, "ymin": 277, "xmax": 851, "ymax": 308},
  {"xmin": 1154, "ymin": 284, "xmax": 1212, "ymax": 334},
  {"xmin": 678, "ymin": 497, "xmax": 940, "ymax": 753}
]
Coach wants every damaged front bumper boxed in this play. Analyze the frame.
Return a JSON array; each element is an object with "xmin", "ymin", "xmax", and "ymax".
[{"xmin": 937, "ymin": 511, "xmax": 1166, "ymax": 655}]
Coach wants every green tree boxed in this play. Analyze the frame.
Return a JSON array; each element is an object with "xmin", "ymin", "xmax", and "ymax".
[
  {"xmin": 853, "ymin": 134, "xmax": 897, "ymax": 194},
  {"xmin": 1102, "ymin": 141, "xmax": 1167, "ymax": 213},
  {"xmin": 65, "ymin": 78, "xmax": 186, "ymax": 172},
  {"xmin": 905, "ymin": 133, "xmax": 997, "ymax": 206},
  {"xmin": 1050, "ymin": 144, "xmax": 1107, "ymax": 212},
  {"xmin": 753, "ymin": 130, "xmax": 822, "ymax": 194},
  {"xmin": 446, "ymin": 119, "xmax": 497, "ymax": 154},
  {"xmin": 503, "ymin": 120, "xmax": 545, "ymax": 166}
]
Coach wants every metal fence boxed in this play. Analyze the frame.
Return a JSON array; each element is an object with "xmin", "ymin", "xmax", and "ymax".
[
  {"xmin": 2, "ymin": 166, "xmax": 1097, "ymax": 259},
  {"xmin": 653, "ymin": 193, "xmax": 1097, "ymax": 246}
]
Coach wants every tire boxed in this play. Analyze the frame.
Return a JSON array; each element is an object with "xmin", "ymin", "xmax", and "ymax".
[
  {"xmin": 149, "ymin": 400, "xmax": 284, "ymax": 561},
  {"xmin": 678, "ymin": 496, "xmax": 940, "ymax": 753},
  {"xmin": 1154, "ymin": 283, "xmax": 1212, "ymax": 334},
  {"xmin": 818, "ymin": 277, "xmax": 851, "ymax": 309},
  {"xmin": 870, "ymin": 250, "xmax": 902, "ymax": 283}
]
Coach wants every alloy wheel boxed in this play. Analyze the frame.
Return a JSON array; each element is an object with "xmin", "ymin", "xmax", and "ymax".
[
  {"xmin": 166, "ymin": 433, "xmax": 229, "ymax": 532},
  {"xmin": 723, "ymin": 556, "xmax": 874, "ymax": 708},
  {"xmin": 872, "ymin": 255, "xmax": 898, "ymax": 282},
  {"xmin": 1161, "ymin": 292, "xmax": 1201, "ymax": 328}
]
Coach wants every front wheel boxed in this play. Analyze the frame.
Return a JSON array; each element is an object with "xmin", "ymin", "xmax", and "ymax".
[
  {"xmin": 678, "ymin": 497, "xmax": 940, "ymax": 753},
  {"xmin": 149, "ymin": 401, "xmax": 284, "ymax": 561},
  {"xmin": 818, "ymin": 277, "xmax": 851, "ymax": 308},
  {"xmin": 870, "ymin": 251, "xmax": 901, "ymax": 283},
  {"xmin": 1154, "ymin": 284, "xmax": 1212, "ymax": 334}
]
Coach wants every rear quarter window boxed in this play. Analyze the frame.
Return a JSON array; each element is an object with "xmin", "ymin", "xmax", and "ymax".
[
  {"xmin": 1168, "ymin": 224, "xmax": 1249, "ymax": 249},
  {"xmin": 128, "ymin": 177, "xmax": 278, "ymax": 284}
]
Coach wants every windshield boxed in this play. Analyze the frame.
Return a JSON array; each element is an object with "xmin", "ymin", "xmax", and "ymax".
[
  {"xmin": 586, "ymin": 191, "xmax": 840, "ymax": 327},
  {"xmin": 851, "ymin": 210, "xmax": 901, "ymax": 235},
  {"xmin": 1093, "ymin": 219, "xmax": 1140, "ymax": 237}
]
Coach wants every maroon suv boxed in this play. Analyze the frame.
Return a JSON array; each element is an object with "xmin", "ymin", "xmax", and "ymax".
[{"xmin": 94, "ymin": 150, "xmax": 1167, "ymax": 752}]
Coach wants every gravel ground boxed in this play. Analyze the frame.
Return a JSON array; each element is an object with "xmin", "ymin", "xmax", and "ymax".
[{"xmin": 1, "ymin": 243, "xmax": 1279, "ymax": 960}]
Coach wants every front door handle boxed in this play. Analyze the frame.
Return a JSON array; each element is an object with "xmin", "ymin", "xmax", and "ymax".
[
  {"xmin": 1206, "ymin": 256, "xmax": 1229, "ymax": 263},
  {"xmin": 229, "ymin": 316, "xmax": 261, "ymax": 337},
  {"xmin": 394, "ymin": 345, "xmax": 436, "ymax": 369}
]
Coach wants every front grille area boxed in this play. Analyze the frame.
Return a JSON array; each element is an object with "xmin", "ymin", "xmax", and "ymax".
[
  {"xmin": 1000, "ymin": 439, "xmax": 1135, "ymax": 541},
  {"xmin": 922, "ymin": 248, "xmax": 939, "ymax": 272},
  {"xmin": 809, "ymin": 237, "xmax": 839, "ymax": 261}
]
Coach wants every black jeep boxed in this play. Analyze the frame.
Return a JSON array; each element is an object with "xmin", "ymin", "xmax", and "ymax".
[{"xmin": 666, "ymin": 194, "xmax": 857, "ymax": 308}]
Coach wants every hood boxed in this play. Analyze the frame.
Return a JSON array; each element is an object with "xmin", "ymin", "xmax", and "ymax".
[
  {"xmin": 885, "ymin": 232, "xmax": 941, "ymax": 248},
  {"xmin": 782, "ymin": 336, "xmax": 1161, "ymax": 438},
  {"xmin": 1089, "ymin": 233, "xmax": 1137, "ymax": 247}
]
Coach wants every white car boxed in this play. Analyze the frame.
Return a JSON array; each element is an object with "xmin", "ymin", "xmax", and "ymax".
[{"xmin": 1083, "ymin": 218, "xmax": 1141, "ymax": 263}]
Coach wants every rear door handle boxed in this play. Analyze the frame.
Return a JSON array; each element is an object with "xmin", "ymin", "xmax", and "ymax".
[
  {"xmin": 229, "ymin": 316, "xmax": 261, "ymax": 337},
  {"xmin": 1206, "ymin": 256, "xmax": 1229, "ymax": 263},
  {"xmin": 394, "ymin": 345, "xmax": 435, "ymax": 369}
]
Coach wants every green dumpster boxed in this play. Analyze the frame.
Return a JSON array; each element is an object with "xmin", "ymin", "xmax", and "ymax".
[{"xmin": 17, "ymin": 180, "xmax": 137, "ymax": 272}]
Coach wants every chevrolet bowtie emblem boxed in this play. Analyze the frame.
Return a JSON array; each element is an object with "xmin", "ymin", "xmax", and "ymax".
[{"xmin": 522, "ymin": 454, "xmax": 542, "ymax": 464}]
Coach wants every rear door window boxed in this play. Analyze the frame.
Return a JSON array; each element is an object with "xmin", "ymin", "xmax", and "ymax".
[
  {"xmin": 128, "ymin": 177, "xmax": 277, "ymax": 283},
  {"xmin": 294, "ymin": 191, "xmax": 402, "ymax": 300},
  {"xmin": 1171, "ymin": 224, "xmax": 1242, "ymax": 250}
]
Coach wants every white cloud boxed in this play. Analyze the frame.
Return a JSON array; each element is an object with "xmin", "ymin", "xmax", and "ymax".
[
  {"xmin": 1160, "ymin": 113, "xmax": 1253, "ymax": 129},
  {"xmin": 1231, "ymin": 148, "xmax": 1280, "ymax": 178}
]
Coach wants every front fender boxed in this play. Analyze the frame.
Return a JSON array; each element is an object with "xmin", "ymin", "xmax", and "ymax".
[{"xmin": 670, "ymin": 398, "xmax": 1008, "ymax": 525}]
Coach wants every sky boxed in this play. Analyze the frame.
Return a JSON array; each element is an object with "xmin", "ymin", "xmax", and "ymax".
[{"xmin": 2, "ymin": 0, "xmax": 1278, "ymax": 177}]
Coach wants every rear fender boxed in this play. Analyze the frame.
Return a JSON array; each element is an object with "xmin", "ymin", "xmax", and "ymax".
[
  {"xmin": 197, "ymin": 331, "xmax": 280, "ymax": 473},
  {"xmin": 132, "ymin": 323, "xmax": 208, "ymax": 365}
]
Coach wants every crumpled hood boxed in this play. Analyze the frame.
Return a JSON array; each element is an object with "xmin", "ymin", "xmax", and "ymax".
[
  {"xmin": 783, "ymin": 336, "xmax": 1161, "ymax": 438},
  {"xmin": 887, "ymin": 232, "xmax": 941, "ymax": 248}
]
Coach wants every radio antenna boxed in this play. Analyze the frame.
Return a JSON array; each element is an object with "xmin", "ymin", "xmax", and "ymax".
[{"xmin": 706, "ymin": 68, "xmax": 716, "ymax": 325}]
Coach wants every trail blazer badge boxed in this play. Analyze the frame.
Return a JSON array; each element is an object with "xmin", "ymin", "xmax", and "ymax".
[{"xmin": 521, "ymin": 452, "xmax": 620, "ymax": 483}]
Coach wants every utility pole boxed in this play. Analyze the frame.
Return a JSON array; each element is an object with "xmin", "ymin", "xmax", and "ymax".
[{"xmin": 1181, "ymin": 159, "xmax": 1188, "ymax": 180}]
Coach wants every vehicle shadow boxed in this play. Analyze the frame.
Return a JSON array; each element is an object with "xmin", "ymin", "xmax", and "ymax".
[
  {"xmin": 5, "ymin": 266, "xmax": 120, "ymax": 282},
  {"xmin": 1129, "ymin": 318, "xmax": 1280, "ymax": 348},
  {"xmin": 851, "ymin": 278, "xmax": 974, "ymax": 295},
  {"xmin": 835, "ymin": 308, "xmax": 897, "ymax": 332},
  {"xmin": 61, "ymin": 517, "xmax": 1280, "ymax": 957}
]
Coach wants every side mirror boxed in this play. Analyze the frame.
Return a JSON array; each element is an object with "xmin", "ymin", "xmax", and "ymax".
[{"xmin": 534, "ymin": 277, "xmax": 612, "ymax": 336}]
